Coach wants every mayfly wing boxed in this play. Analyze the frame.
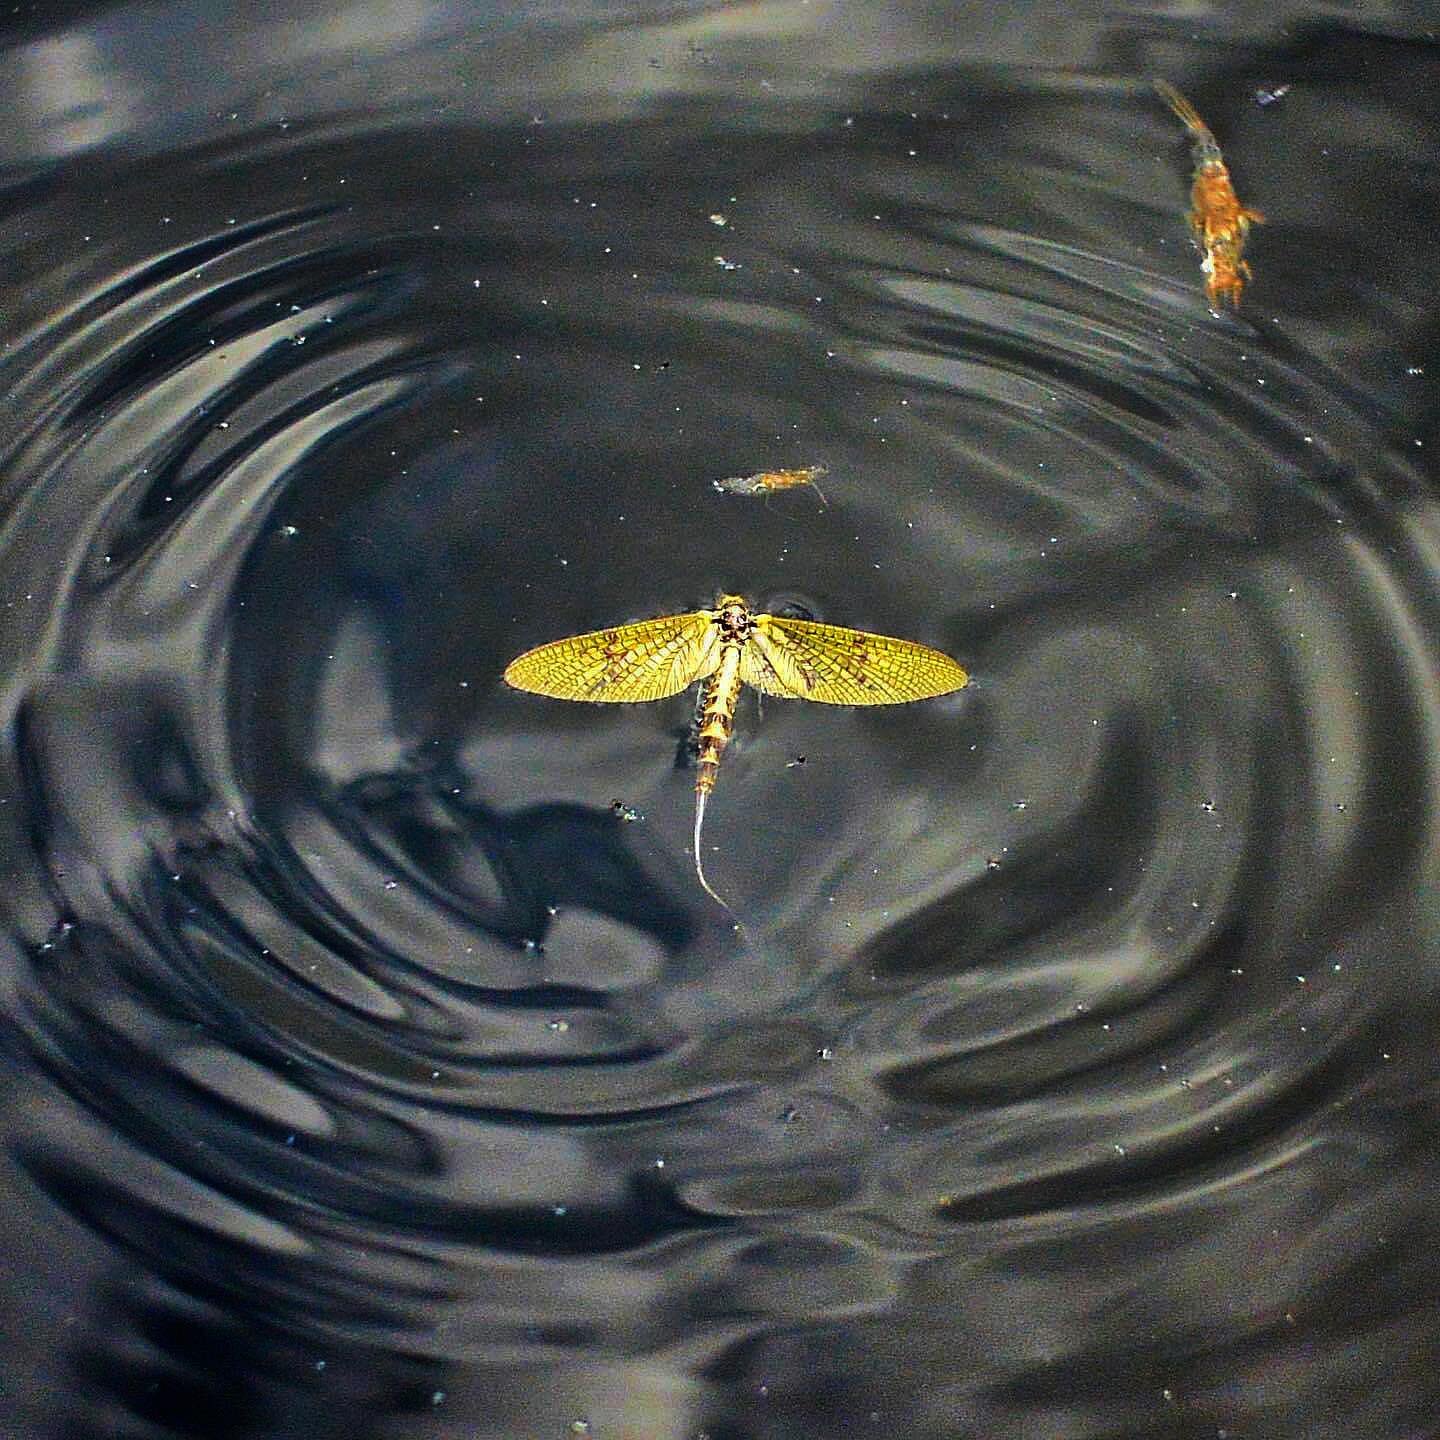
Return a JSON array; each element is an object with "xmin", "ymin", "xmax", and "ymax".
[
  {"xmin": 740, "ymin": 613, "xmax": 968, "ymax": 704},
  {"xmin": 504, "ymin": 610, "xmax": 720, "ymax": 702}
]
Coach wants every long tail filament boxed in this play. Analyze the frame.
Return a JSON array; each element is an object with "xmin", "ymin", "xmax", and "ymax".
[
  {"xmin": 692, "ymin": 789, "xmax": 730, "ymax": 908},
  {"xmin": 1154, "ymin": 79, "xmax": 1206, "ymax": 133},
  {"xmin": 1153, "ymin": 78, "xmax": 1222, "ymax": 160}
]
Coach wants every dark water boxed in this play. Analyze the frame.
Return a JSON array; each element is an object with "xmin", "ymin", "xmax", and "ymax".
[{"xmin": 1, "ymin": 3, "xmax": 1438, "ymax": 1437}]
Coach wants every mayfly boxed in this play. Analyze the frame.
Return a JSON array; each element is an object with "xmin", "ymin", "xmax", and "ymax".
[
  {"xmin": 503, "ymin": 594, "xmax": 968, "ymax": 905},
  {"xmin": 713, "ymin": 465, "xmax": 829, "ymax": 507},
  {"xmin": 1154, "ymin": 79, "xmax": 1266, "ymax": 308}
]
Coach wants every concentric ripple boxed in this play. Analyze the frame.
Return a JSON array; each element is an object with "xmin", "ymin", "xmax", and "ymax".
[{"xmin": 0, "ymin": 7, "xmax": 1437, "ymax": 1439}]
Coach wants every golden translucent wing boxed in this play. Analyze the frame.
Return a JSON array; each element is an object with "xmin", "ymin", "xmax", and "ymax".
[
  {"xmin": 504, "ymin": 611, "xmax": 720, "ymax": 702},
  {"xmin": 740, "ymin": 613, "xmax": 968, "ymax": 705}
]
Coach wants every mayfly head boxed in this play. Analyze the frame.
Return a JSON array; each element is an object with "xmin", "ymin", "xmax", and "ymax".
[{"xmin": 713, "ymin": 595, "xmax": 756, "ymax": 642}]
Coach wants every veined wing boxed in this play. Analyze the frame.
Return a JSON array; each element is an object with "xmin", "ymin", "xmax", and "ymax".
[
  {"xmin": 740, "ymin": 613, "xmax": 967, "ymax": 704},
  {"xmin": 504, "ymin": 610, "xmax": 720, "ymax": 702}
]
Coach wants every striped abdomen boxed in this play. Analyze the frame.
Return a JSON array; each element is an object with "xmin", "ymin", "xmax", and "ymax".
[{"xmin": 695, "ymin": 645, "xmax": 744, "ymax": 796}]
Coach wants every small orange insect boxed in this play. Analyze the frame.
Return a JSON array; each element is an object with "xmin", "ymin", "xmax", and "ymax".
[
  {"xmin": 713, "ymin": 465, "xmax": 828, "ymax": 506},
  {"xmin": 1155, "ymin": 79, "xmax": 1266, "ymax": 307}
]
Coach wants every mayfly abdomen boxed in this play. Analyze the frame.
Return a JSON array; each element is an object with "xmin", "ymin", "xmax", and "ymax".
[{"xmin": 695, "ymin": 646, "xmax": 744, "ymax": 796}]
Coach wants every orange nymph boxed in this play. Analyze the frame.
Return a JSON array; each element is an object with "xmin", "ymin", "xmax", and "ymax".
[{"xmin": 1155, "ymin": 80, "xmax": 1266, "ymax": 307}]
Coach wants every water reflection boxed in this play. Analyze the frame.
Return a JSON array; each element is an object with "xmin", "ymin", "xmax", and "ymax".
[{"xmin": 0, "ymin": 3, "xmax": 1437, "ymax": 1438}]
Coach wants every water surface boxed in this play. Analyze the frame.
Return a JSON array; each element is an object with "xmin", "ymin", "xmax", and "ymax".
[{"xmin": 1, "ymin": 4, "xmax": 1437, "ymax": 1437}]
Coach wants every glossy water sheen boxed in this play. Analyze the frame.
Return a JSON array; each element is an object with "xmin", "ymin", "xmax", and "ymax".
[{"xmin": 1, "ymin": 4, "xmax": 1437, "ymax": 1437}]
